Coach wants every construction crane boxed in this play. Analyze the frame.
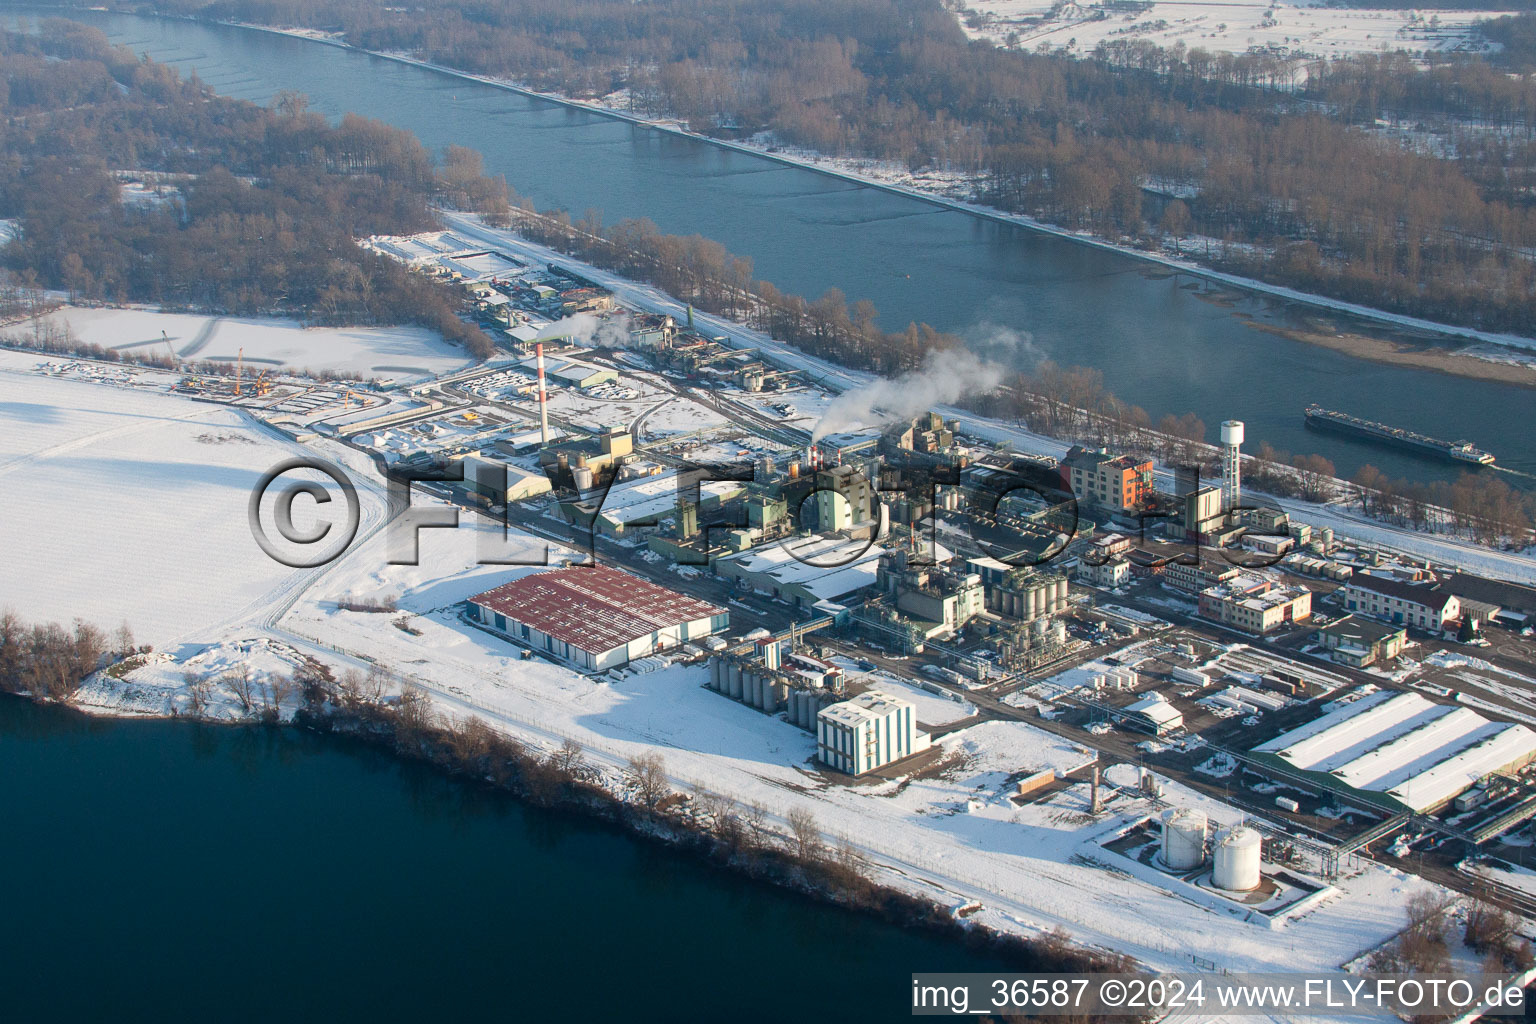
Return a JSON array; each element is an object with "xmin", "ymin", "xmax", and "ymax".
[
  {"xmin": 160, "ymin": 331, "xmax": 179, "ymax": 368},
  {"xmin": 252, "ymin": 369, "xmax": 272, "ymax": 397},
  {"xmin": 234, "ymin": 347, "xmax": 244, "ymax": 397}
]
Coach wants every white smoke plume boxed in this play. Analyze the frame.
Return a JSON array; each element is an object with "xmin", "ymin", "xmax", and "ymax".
[
  {"xmin": 963, "ymin": 320, "xmax": 1045, "ymax": 370},
  {"xmin": 811, "ymin": 346, "xmax": 1006, "ymax": 441},
  {"xmin": 534, "ymin": 312, "xmax": 638, "ymax": 348},
  {"xmin": 535, "ymin": 313, "xmax": 599, "ymax": 344}
]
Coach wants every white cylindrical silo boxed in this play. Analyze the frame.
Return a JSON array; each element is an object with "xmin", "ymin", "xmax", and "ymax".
[
  {"xmin": 1213, "ymin": 826, "xmax": 1262, "ymax": 892},
  {"xmin": 1160, "ymin": 809, "xmax": 1208, "ymax": 871}
]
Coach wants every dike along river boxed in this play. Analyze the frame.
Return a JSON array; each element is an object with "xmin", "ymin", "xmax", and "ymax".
[
  {"xmin": 0, "ymin": 697, "xmax": 1012, "ymax": 1020},
  {"xmin": 10, "ymin": 8, "xmax": 1536, "ymax": 485}
]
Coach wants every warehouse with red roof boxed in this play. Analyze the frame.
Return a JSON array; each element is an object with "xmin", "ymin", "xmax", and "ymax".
[{"xmin": 469, "ymin": 565, "xmax": 729, "ymax": 671}]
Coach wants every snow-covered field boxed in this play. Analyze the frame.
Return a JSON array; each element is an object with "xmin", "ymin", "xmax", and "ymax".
[
  {"xmin": 957, "ymin": 0, "xmax": 1510, "ymax": 62},
  {"xmin": 29, "ymin": 306, "xmax": 473, "ymax": 382},
  {"xmin": 0, "ymin": 353, "xmax": 388, "ymax": 649}
]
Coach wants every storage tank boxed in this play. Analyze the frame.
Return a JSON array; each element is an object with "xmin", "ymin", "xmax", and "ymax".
[
  {"xmin": 709, "ymin": 658, "xmax": 723, "ymax": 690},
  {"xmin": 1052, "ymin": 621, "xmax": 1067, "ymax": 645},
  {"xmin": 727, "ymin": 661, "xmax": 743, "ymax": 699},
  {"xmin": 572, "ymin": 464, "xmax": 594, "ymax": 492},
  {"xmin": 1213, "ymin": 826, "xmax": 1262, "ymax": 892},
  {"xmin": 1160, "ymin": 809, "xmax": 1208, "ymax": 871}
]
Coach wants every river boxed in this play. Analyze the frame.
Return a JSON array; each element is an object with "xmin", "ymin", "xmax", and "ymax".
[
  {"xmin": 6, "ymin": 7, "xmax": 1534, "ymax": 486},
  {"xmin": 0, "ymin": 696, "xmax": 1013, "ymax": 1019}
]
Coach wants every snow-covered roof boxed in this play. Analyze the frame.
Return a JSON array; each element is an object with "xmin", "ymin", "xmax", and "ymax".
[
  {"xmin": 1125, "ymin": 693, "xmax": 1183, "ymax": 726},
  {"xmin": 1254, "ymin": 690, "xmax": 1536, "ymax": 811},
  {"xmin": 470, "ymin": 565, "xmax": 724, "ymax": 655},
  {"xmin": 819, "ymin": 689, "xmax": 913, "ymax": 728}
]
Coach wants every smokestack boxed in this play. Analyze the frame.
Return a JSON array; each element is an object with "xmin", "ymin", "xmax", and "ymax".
[
  {"xmin": 1091, "ymin": 765, "xmax": 1102, "ymax": 815},
  {"xmin": 536, "ymin": 342, "xmax": 551, "ymax": 446}
]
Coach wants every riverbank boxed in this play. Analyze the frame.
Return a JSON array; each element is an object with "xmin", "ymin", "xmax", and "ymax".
[
  {"xmin": 1244, "ymin": 321, "xmax": 1536, "ymax": 390},
  {"xmin": 196, "ymin": 16, "xmax": 1536, "ymax": 361}
]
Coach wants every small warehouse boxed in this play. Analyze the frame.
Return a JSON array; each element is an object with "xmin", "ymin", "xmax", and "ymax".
[{"xmin": 469, "ymin": 565, "xmax": 729, "ymax": 671}]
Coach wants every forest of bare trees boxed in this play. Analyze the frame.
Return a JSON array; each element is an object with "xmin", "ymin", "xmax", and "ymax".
[
  {"xmin": 98, "ymin": 0, "xmax": 1536, "ymax": 332},
  {"xmin": 0, "ymin": 22, "xmax": 501, "ymax": 357}
]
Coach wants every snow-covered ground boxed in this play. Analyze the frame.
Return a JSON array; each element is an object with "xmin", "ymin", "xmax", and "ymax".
[
  {"xmin": 26, "ymin": 306, "xmax": 473, "ymax": 382},
  {"xmin": 957, "ymin": 0, "xmax": 1509, "ymax": 63},
  {"xmin": 0, "ymin": 350, "xmax": 391, "ymax": 649}
]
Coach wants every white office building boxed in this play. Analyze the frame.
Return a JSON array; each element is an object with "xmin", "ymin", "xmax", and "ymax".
[{"xmin": 817, "ymin": 690, "xmax": 929, "ymax": 776}]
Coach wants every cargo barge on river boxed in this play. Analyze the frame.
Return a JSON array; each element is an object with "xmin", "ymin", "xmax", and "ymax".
[{"xmin": 1304, "ymin": 406, "xmax": 1495, "ymax": 466}]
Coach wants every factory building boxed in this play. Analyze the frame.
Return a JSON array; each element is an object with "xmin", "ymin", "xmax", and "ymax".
[
  {"xmin": 469, "ymin": 565, "xmax": 728, "ymax": 671},
  {"xmin": 582, "ymin": 470, "xmax": 746, "ymax": 538},
  {"xmin": 881, "ymin": 411, "xmax": 957, "ymax": 455},
  {"xmin": 1183, "ymin": 484, "xmax": 1226, "ymax": 537},
  {"xmin": 539, "ymin": 427, "xmax": 634, "ymax": 480},
  {"xmin": 716, "ymin": 537, "xmax": 888, "ymax": 609},
  {"xmin": 974, "ymin": 564, "xmax": 1069, "ymax": 623},
  {"xmin": 1253, "ymin": 690, "xmax": 1536, "ymax": 813},
  {"xmin": 1161, "ymin": 559, "xmax": 1241, "ymax": 595},
  {"xmin": 877, "ymin": 551, "xmax": 986, "ymax": 638},
  {"xmin": 1077, "ymin": 555, "xmax": 1132, "ymax": 589},
  {"xmin": 1313, "ymin": 615, "xmax": 1407, "ymax": 668},
  {"xmin": 454, "ymin": 452, "xmax": 553, "ymax": 504},
  {"xmin": 1197, "ymin": 576, "xmax": 1312, "ymax": 634},
  {"xmin": 812, "ymin": 465, "xmax": 875, "ymax": 532},
  {"xmin": 1343, "ymin": 573, "xmax": 1461, "ymax": 631},
  {"xmin": 1060, "ymin": 446, "xmax": 1154, "ymax": 512},
  {"xmin": 1120, "ymin": 693, "xmax": 1185, "ymax": 736},
  {"xmin": 518, "ymin": 354, "xmax": 618, "ymax": 390},
  {"xmin": 817, "ymin": 690, "xmax": 929, "ymax": 776}
]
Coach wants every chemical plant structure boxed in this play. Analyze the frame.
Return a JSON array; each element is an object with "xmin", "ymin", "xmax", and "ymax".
[{"xmin": 53, "ymin": 227, "xmax": 1536, "ymax": 964}]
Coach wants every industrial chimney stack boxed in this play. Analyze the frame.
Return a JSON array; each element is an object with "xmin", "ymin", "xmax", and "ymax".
[{"xmin": 536, "ymin": 342, "xmax": 551, "ymax": 446}]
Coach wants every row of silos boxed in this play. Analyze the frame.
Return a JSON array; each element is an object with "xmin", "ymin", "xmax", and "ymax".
[
  {"xmin": 786, "ymin": 688, "xmax": 829, "ymax": 731},
  {"xmin": 705, "ymin": 656, "xmax": 789, "ymax": 714}
]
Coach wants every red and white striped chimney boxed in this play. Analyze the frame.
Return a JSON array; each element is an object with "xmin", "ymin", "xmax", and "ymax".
[{"xmin": 535, "ymin": 341, "xmax": 550, "ymax": 446}]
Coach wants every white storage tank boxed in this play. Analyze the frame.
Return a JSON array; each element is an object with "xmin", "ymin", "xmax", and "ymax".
[
  {"xmin": 1213, "ymin": 826, "xmax": 1262, "ymax": 892},
  {"xmin": 1160, "ymin": 809, "xmax": 1208, "ymax": 871}
]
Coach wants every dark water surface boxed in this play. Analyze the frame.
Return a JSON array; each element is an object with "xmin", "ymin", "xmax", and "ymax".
[{"xmin": 0, "ymin": 697, "xmax": 1011, "ymax": 1021}]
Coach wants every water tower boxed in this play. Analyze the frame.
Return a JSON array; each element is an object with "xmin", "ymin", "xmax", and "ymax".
[{"xmin": 1220, "ymin": 420, "xmax": 1245, "ymax": 511}]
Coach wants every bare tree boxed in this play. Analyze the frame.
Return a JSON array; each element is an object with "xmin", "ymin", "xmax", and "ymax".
[
  {"xmin": 741, "ymin": 800, "xmax": 770, "ymax": 848},
  {"xmin": 395, "ymin": 684, "xmax": 435, "ymax": 739},
  {"xmin": 787, "ymin": 806, "xmax": 823, "ymax": 862},
  {"xmin": 224, "ymin": 665, "xmax": 256, "ymax": 713},
  {"xmin": 550, "ymin": 738, "xmax": 586, "ymax": 778},
  {"xmin": 183, "ymin": 671, "xmax": 212, "ymax": 716},
  {"xmin": 625, "ymin": 752, "xmax": 670, "ymax": 812}
]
